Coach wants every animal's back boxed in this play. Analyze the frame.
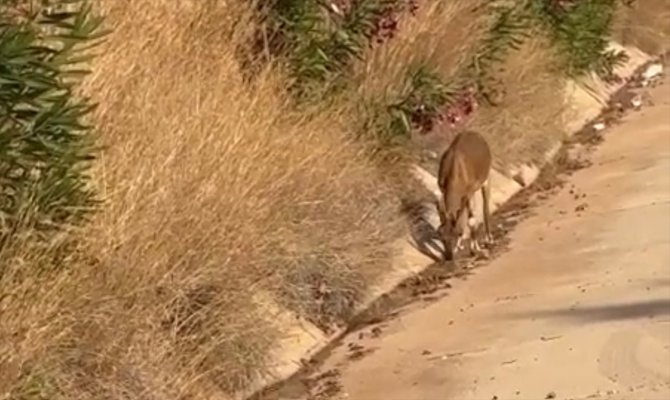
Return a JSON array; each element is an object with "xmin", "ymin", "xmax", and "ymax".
[
  {"xmin": 438, "ymin": 131, "xmax": 492, "ymax": 211},
  {"xmin": 456, "ymin": 130, "xmax": 491, "ymax": 184}
]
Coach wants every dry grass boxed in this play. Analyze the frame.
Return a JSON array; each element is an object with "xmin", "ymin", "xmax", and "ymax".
[
  {"xmin": 1, "ymin": 1, "xmax": 403, "ymax": 399},
  {"xmin": 348, "ymin": 0, "xmax": 487, "ymax": 114},
  {"xmin": 465, "ymin": 38, "xmax": 567, "ymax": 172},
  {"xmin": 614, "ymin": 0, "xmax": 670, "ymax": 55},
  {"xmin": 469, "ymin": 0, "xmax": 670, "ymax": 174},
  {"xmin": 345, "ymin": 1, "xmax": 567, "ymax": 174}
]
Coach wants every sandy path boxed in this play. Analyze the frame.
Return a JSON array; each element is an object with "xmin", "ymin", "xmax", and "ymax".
[{"xmin": 303, "ymin": 80, "xmax": 670, "ymax": 400}]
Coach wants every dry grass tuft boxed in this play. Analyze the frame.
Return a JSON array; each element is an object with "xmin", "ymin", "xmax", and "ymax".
[
  {"xmin": 349, "ymin": 0, "xmax": 486, "ymax": 109},
  {"xmin": 470, "ymin": 0, "xmax": 670, "ymax": 174},
  {"xmin": 465, "ymin": 38, "xmax": 567, "ymax": 171}
]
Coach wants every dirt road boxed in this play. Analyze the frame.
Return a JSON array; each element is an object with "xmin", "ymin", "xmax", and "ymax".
[{"xmin": 296, "ymin": 80, "xmax": 670, "ymax": 400}]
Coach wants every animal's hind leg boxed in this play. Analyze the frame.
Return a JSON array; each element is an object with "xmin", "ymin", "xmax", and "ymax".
[
  {"xmin": 464, "ymin": 197, "xmax": 483, "ymax": 256},
  {"xmin": 467, "ymin": 232, "xmax": 483, "ymax": 256},
  {"xmin": 454, "ymin": 207, "xmax": 470, "ymax": 252},
  {"xmin": 481, "ymin": 179, "xmax": 493, "ymax": 245},
  {"xmin": 435, "ymin": 195, "xmax": 455, "ymax": 261},
  {"xmin": 464, "ymin": 196, "xmax": 491, "ymax": 258}
]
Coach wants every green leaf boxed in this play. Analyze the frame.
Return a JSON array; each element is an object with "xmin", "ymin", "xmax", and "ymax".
[{"xmin": 0, "ymin": 0, "xmax": 105, "ymax": 242}]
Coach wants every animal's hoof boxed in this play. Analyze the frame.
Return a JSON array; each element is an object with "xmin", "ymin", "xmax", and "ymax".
[
  {"xmin": 468, "ymin": 239, "xmax": 491, "ymax": 260},
  {"xmin": 470, "ymin": 239, "xmax": 482, "ymax": 253}
]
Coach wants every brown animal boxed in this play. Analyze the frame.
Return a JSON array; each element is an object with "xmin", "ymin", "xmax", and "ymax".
[{"xmin": 436, "ymin": 130, "xmax": 493, "ymax": 260}]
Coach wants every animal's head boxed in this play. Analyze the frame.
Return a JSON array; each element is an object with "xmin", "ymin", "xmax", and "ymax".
[{"xmin": 437, "ymin": 213, "xmax": 465, "ymax": 242}]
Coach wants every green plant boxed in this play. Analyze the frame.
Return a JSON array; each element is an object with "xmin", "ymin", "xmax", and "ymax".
[
  {"xmin": 0, "ymin": 0, "xmax": 105, "ymax": 242},
  {"xmin": 258, "ymin": 0, "xmax": 401, "ymax": 100},
  {"xmin": 535, "ymin": 0, "xmax": 629, "ymax": 79},
  {"xmin": 478, "ymin": 0, "xmax": 629, "ymax": 82},
  {"xmin": 386, "ymin": 66, "xmax": 459, "ymax": 137},
  {"xmin": 465, "ymin": 2, "xmax": 532, "ymax": 105},
  {"xmin": 360, "ymin": 2, "xmax": 535, "ymax": 145}
]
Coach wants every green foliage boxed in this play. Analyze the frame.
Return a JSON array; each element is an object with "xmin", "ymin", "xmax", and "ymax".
[
  {"xmin": 369, "ymin": 0, "xmax": 631, "ymax": 145},
  {"xmin": 532, "ymin": 0, "xmax": 629, "ymax": 79},
  {"xmin": 479, "ymin": 0, "xmax": 629, "ymax": 81},
  {"xmin": 386, "ymin": 66, "xmax": 458, "ymax": 138},
  {"xmin": 356, "ymin": 65, "xmax": 464, "ymax": 153},
  {"xmin": 250, "ymin": 0, "xmax": 630, "ymax": 147},
  {"xmin": 465, "ymin": 2, "xmax": 533, "ymax": 105},
  {"xmin": 261, "ymin": 0, "xmax": 398, "ymax": 101},
  {"xmin": 0, "ymin": 0, "xmax": 106, "ymax": 241}
]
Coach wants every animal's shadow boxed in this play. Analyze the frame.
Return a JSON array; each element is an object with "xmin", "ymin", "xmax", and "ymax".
[
  {"xmin": 402, "ymin": 196, "xmax": 491, "ymax": 265},
  {"xmin": 400, "ymin": 198, "xmax": 447, "ymax": 263}
]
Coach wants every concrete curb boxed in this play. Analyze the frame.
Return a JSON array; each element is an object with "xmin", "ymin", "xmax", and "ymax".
[{"xmin": 240, "ymin": 42, "xmax": 653, "ymax": 400}]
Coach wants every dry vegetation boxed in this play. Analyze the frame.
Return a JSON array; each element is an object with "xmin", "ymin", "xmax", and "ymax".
[
  {"xmin": 2, "ymin": 1, "xmax": 403, "ymax": 399},
  {"xmin": 2, "ymin": 1, "xmax": 668, "ymax": 400},
  {"xmin": 466, "ymin": 37, "xmax": 568, "ymax": 171},
  {"xmin": 614, "ymin": 0, "xmax": 670, "ymax": 55},
  {"xmin": 348, "ymin": 1, "xmax": 487, "ymax": 108}
]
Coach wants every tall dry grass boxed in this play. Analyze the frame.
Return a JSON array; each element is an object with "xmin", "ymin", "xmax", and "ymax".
[
  {"xmin": 470, "ymin": 0, "xmax": 670, "ymax": 174},
  {"xmin": 1, "ymin": 1, "xmax": 403, "ymax": 399},
  {"xmin": 345, "ymin": 1, "xmax": 567, "ymax": 174},
  {"xmin": 330, "ymin": 0, "xmax": 488, "ymax": 202},
  {"xmin": 465, "ymin": 38, "xmax": 568, "ymax": 171},
  {"xmin": 349, "ymin": 0, "xmax": 487, "ymax": 105}
]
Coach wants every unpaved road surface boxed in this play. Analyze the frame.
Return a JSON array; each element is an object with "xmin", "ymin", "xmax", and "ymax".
[{"xmin": 299, "ymin": 81, "xmax": 670, "ymax": 399}]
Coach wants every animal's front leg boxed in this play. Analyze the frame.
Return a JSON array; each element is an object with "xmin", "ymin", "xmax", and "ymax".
[
  {"xmin": 468, "ymin": 237, "xmax": 490, "ymax": 259},
  {"xmin": 481, "ymin": 181, "xmax": 493, "ymax": 246},
  {"xmin": 464, "ymin": 198, "xmax": 481, "ymax": 253},
  {"xmin": 483, "ymin": 233, "xmax": 494, "ymax": 247},
  {"xmin": 456, "ymin": 207, "xmax": 471, "ymax": 253},
  {"xmin": 471, "ymin": 237, "xmax": 481, "ymax": 251},
  {"xmin": 464, "ymin": 204, "xmax": 486, "ymax": 258},
  {"xmin": 454, "ymin": 236, "xmax": 465, "ymax": 252}
]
